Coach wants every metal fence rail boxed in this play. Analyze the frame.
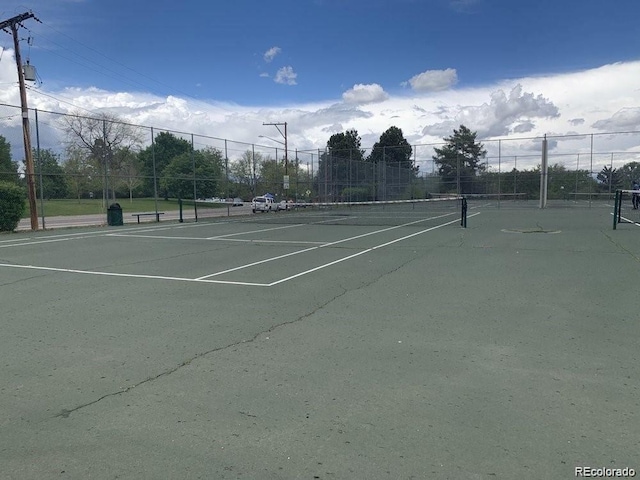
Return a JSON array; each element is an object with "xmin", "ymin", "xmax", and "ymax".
[{"xmin": 2, "ymin": 103, "xmax": 640, "ymax": 229}]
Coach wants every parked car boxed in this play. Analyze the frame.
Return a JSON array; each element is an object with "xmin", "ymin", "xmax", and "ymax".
[
  {"xmin": 252, "ymin": 196, "xmax": 275, "ymax": 213},
  {"xmin": 277, "ymin": 200, "xmax": 294, "ymax": 211},
  {"xmin": 226, "ymin": 197, "xmax": 244, "ymax": 206}
]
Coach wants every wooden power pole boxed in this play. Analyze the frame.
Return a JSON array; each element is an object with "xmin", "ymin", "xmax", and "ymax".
[{"xmin": 1, "ymin": 11, "xmax": 40, "ymax": 230}]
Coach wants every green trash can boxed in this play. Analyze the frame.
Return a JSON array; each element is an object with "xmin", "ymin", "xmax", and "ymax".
[{"xmin": 107, "ymin": 203, "xmax": 123, "ymax": 226}]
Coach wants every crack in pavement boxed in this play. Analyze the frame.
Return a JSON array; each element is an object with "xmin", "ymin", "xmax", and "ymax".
[
  {"xmin": 53, "ymin": 244, "xmax": 442, "ymax": 420},
  {"xmin": 602, "ymin": 230, "xmax": 640, "ymax": 263},
  {"xmin": 0, "ymin": 273, "xmax": 49, "ymax": 287},
  {"xmin": 53, "ymin": 284, "xmax": 354, "ymax": 420}
]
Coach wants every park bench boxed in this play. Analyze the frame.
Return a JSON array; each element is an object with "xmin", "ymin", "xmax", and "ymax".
[{"xmin": 131, "ymin": 212, "xmax": 164, "ymax": 223}]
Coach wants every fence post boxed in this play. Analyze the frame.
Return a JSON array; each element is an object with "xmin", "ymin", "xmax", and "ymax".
[
  {"xmin": 35, "ymin": 108, "xmax": 45, "ymax": 229},
  {"xmin": 613, "ymin": 190, "xmax": 619, "ymax": 229}
]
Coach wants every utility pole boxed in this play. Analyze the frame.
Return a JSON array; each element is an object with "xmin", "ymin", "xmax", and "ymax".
[
  {"xmin": 1, "ymin": 11, "xmax": 40, "ymax": 230},
  {"xmin": 263, "ymin": 121, "xmax": 288, "ymax": 171},
  {"xmin": 262, "ymin": 121, "xmax": 288, "ymax": 193}
]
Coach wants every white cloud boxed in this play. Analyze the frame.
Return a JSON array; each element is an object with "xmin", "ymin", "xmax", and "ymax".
[
  {"xmin": 259, "ymin": 72, "xmax": 269, "ymax": 78},
  {"xmin": 263, "ymin": 46, "xmax": 281, "ymax": 63},
  {"xmin": 274, "ymin": 66, "xmax": 297, "ymax": 85},
  {"xmin": 592, "ymin": 107, "xmax": 640, "ymax": 131},
  {"xmin": 422, "ymin": 84, "xmax": 559, "ymax": 138},
  {"xmin": 513, "ymin": 121, "xmax": 535, "ymax": 133},
  {"xmin": 407, "ymin": 68, "xmax": 458, "ymax": 92},
  {"xmin": 3, "ymin": 47, "xmax": 640, "ymax": 173},
  {"xmin": 342, "ymin": 83, "xmax": 389, "ymax": 104}
]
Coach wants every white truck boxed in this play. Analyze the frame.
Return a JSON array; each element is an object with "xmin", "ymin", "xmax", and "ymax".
[{"xmin": 251, "ymin": 196, "xmax": 275, "ymax": 213}]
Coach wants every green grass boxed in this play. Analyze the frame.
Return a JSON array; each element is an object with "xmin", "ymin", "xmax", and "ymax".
[{"xmin": 21, "ymin": 198, "xmax": 228, "ymax": 217}]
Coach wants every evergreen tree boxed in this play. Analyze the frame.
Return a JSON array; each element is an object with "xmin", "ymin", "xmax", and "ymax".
[
  {"xmin": 432, "ymin": 125, "xmax": 487, "ymax": 194},
  {"xmin": 367, "ymin": 126, "xmax": 416, "ymax": 200}
]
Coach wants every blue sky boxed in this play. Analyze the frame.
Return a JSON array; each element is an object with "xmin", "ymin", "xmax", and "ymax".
[
  {"xmin": 2, "ymin": 0, "xmax": 640, "ymax": 170},
  {"xmin": 5, "ymin": 0, "xmax": 637, "ymax": 103}
]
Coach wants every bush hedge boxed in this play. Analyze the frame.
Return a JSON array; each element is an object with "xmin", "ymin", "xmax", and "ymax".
[
  {"xmin": 0, "ymin": 181, "xmax": 26, "ymax": 232},
  {"xmin": 340, "ymin": 187, "xmax": 373, "ymax": 202}
]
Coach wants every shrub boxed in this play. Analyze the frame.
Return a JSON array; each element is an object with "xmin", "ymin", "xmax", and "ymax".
[
  {"xmin": 0, "ymin": 181, "xmax": 26, "ymax": 232},
  {"xmin": 340, "ymin": 187, "xmax": 372, "ymax": 202}
]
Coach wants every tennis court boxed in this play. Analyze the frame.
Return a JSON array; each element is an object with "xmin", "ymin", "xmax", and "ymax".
[{"xmin": 1, "ymin": 198, "xmax": 638, "ymax": 479}]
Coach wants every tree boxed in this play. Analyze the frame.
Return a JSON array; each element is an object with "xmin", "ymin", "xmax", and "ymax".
[
  {"xmin": 159, "ymin": 147, "xmax": 223, "ymax": 199},
  {"xmin": 63, "ymin": 147, "xmax": 100, "ymax": 201},
  {"xmin": 368, "ymin": 126, "xmax": 413, "ymax": 167},
  {"xmin": 327, "ymin": 130, "xmax": 365, "ymax": 161},
  {"xmin": 61, "ymin": 112, "xmax": 142, "ymax": 205},
  {"xmin": 618, "ymin": 161, "xmax": 640, "ymax": 189},
  {"xmin": 317, "ymin": 129, "xmax": 367, "ymax": 200},
  {"xmin": 0, "ymin": 135, "xmax": 19, "ymax": 184},
  {"xmin": 547, "ymin": 164, "xmax": 595, "ymax": 198},
  {"xmin": 433, "ymin": 125, "xmax": 487, "ymax": 194},
  {"xmin": 138, "ymin": 132, "xmax": 192, "ymax": 198},
  {"xmin": 0, "ymin": 181, "xmax": 25, "ymax": 231},
  {"xmin": 230, "ymin": 150, "xmax": 263, "ymax": 199},
  {"xmin": 596, "ymin": 165, "xmax": 622, "ymax": 192},
  {"xmin": 32, "ymin": 149, "xmax": 69, "ymax": 199},
  {"xmin": 367, "ymin": 126, "xmax": 416, "ymax": 200},
  {"xmin": 110, "ymin": 147, "xmax": 143, "ymax": 201},
  {"xmin": 258, "ymin": 156, "xmax": 284, "ymax": 196}
]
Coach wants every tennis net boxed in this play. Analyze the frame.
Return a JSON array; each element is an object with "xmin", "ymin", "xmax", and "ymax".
[
  {"xmin": 181, "ymin": 197, "xmax": 467, "ymax": 227},
  {"xmin": 613, "ymin": 189, "xmax": 640, "ymax": 229}
]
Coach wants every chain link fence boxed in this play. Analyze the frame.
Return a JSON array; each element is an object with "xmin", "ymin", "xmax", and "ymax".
[{"xmin": 2, "ymin": 103, "xmax": 640, "ymax": 227}]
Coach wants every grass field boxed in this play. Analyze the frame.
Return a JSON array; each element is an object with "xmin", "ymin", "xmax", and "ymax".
[{"xmin": 21, "ymin": 198, "xmax": 228, "ymax": 217}]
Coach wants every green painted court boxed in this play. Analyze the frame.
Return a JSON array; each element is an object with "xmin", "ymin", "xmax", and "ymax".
[{"xmin": 1, "ymin": 198, "xmax": 638, "ymax": 479}]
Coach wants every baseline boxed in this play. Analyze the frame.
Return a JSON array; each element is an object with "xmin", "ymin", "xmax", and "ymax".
[
  {"xmin": 0, "ymin": 211, "xmax": 472, "ymax": 287},
  {"xmin": 0, "ymin": 262, "xmax": 269, "ymax": 287}
]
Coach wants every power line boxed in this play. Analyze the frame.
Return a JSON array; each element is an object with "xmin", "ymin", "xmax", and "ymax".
[
  {"xmin": 25, "ymin": 85, "xmax": 100, "ymax": 116},
  {"xmin": 33, "ymin": 19, "xmax": 233, "ymax": 112}
]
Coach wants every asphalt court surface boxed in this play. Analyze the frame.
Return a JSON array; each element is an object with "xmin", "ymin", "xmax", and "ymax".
[
  {"xmin": 0, "ymin": 210, "xmax": 466, "ymax": 286},
  {"xmin": 1, "ymin": 203, "xmax": 639, "ymax": 479}
]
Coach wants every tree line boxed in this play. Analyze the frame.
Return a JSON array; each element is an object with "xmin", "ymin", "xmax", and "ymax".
[{"xmin": 2, "ymin": 116, "xmax": 639, "ymax": 209}]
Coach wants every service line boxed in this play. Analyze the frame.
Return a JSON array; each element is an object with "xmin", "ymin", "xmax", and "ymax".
[
  {"xmin": 268, "ymin": 212, "xmax": 481, "ymax": 285},
  {"xmin": 195, "ymin": 210, "xmax": 463, "ymax": 280}
]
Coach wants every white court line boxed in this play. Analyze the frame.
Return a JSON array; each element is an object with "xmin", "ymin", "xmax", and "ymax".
[
  {"xmin": 0, "ymin": 230, "xmax": 106, "ymax": 244},
  {"xmin": 195, "ymin": 210, "xmax": 462, "ymax": 280},
  {"xmin": 616, "ymin": 214, "xmax": 640, "ymax": 226},
  {"xmin": 0, "ymin": 237, "xmax": 74, "ymax": 248},
  {"xmin": 268, "ymin": 212, "xmax": 481, "ymax": 286},
  {"xmin": 109, "ymin": 221, "xmax": 307, "ymax": 240},
  {"xmin": 0, "ymin": 210, "xmax": 470, "ymax": 287},
  {"xmin": 206, "ymin": 223, "xmax": 305, "ymax": 239},
  {"xmin": 107, "ymin": 233, "xmax": 326, "ymax": 245},
  {"xmin": 217, "ymin": 239, "xmax": 326, "ymax": 244},
  {"xmin": 0, "ymin": 263, "xmax": 270, "ymax": 287},
  {"xmin": 1, "ymin": 222, "xmax": 204, "ymax": 245}
]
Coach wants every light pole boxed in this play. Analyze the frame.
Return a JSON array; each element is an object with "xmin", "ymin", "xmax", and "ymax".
[
  {"xmin": 258, "ymin": 135, "xmax": 285, "ymax": 146},
  {"xmin": 262, "ymin": 121, "xmax": 288, "ymax": 175}
]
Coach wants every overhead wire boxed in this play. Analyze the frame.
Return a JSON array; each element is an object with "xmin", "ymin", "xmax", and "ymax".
[
  {"xmin": 21, "ymin": 25, "xmax": 168, "ymax": 95},
  {"xmin": 25, "ymin": 85, "xmax": 99, "ymax": 116},
  {"xmin": 31, "ymin": 19, "xmax": 233, "ymax": 112}
]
